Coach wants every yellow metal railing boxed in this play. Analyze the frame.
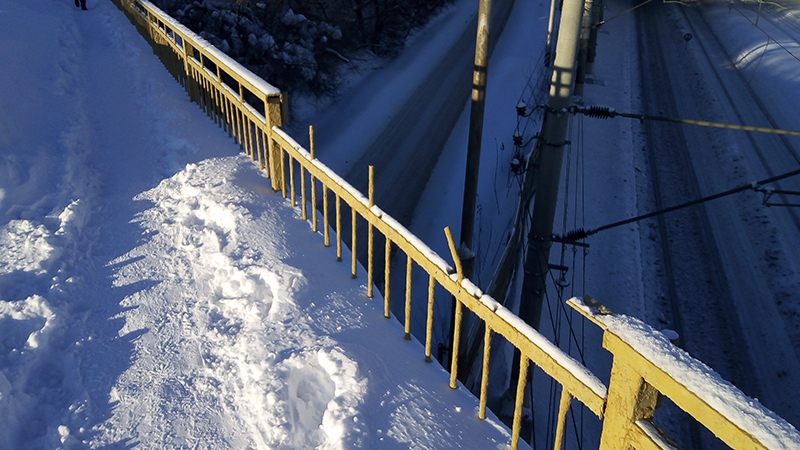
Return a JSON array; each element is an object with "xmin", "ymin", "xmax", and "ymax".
[
  {"xmin": 112, "ymin": 1, "xmax": 800, "ymax": 449},
  {"xmin": 569, "ymin": 297, "xmax": 800, "ymax": 450}
]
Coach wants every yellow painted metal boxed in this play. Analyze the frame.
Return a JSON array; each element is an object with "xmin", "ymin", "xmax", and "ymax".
[
  {"xmin": 368, "ymin": 166, "xmax": 374, "ymax": 298},
  {"xmin": 602, "ymin": 330, "xmax": 771, "ymax": 450},
  {"xmin": 384, "ymin": 238, "xmax": 391, "ymax": 318},
  {"xmin": 323, "ymin": 186, "xmax": 330, "ymax": 247},
  {"xmin": 598, "ymin": 352, "xmax": 658, "ymax": 450},
  {"xmin": 479, "ymin": 324, "xmax": 492, "ymax": 420},
  {"xmin": 301, "ymin": 164, "xmax": 307, "ymax": 220},
  {"xmin": 629, "ymin": 420, "xmax": 678, "ymax": 450},
  {"xmin": 244, "ymin": 115, "xmax": 252, "ymax": 157},
  {"xmin": 444, "ymin": 226, "xmax": 463, "ymax": 389},
  {"xmin": 511, "ymin": 355, "xmax": 530, "ymax": 450},
  {"xmin": 256, "ymin": 125, "xmax": 264, "ymax": 170},
  {"xmin": 289, "ymin": 155, "xmax": 296, "ymax": 208},
  {"xmin": 425, "ymin": 274, "xmax": 435, "ymax": 362},
  {"xmin": 553, "ymin": 388, "xmax": 572, "ymax": 450},
  {"xmin": 351, "ymin": 208, "xmax": 357, "ymax": 279},
  {"xmin": 405, "ymin": 255, "xmax": 412, "ymax": 341},
  {"xmin": 444, "ymin": 227, "xmax": 463, "ymax": 283},
  {"xmin": 270, "ymin": 126, "xmax": 607, "ymax": 434},
  {"xmin": 450, "ymin": 299, "xmax": 463, "ymax": 389},
  {"xmin": 336, "ymin": 193, "xmax": 342, "ymax": 261},
  {"xmin": 310, "ymin": 126, "xmax": 318, "ymax": 233}
]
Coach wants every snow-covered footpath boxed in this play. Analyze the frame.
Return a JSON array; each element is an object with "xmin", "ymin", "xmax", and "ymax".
[{"xmin": 0, "ymin": 0, "xmax": 517, "ymax": 448}]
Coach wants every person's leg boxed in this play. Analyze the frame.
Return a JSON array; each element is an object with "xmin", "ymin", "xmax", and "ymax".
[
  {"xmin": 75, "ymin": 0, "xmax": 80, "ymax": 7},
  {"xmin": 80, "ymin": 0, "xmax": 86, "ymax": 9}
]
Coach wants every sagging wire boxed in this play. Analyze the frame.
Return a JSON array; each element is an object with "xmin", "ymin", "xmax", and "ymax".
[
  {"xmin": 569, "ymin": 104, "xmax": 800, "ymax": 137},
  {"xmin": 591, "ymin": 0, "xmax": 656, "ymax": 28},
  {"xmin": 539, "ymin": 114, "xmax": 586, "ymax": 450},
  {"xmin": 559, "ymin": 167, "xmax": 800, "ymax": 242},
  {"xmin": 509, "ymin": 45, "xmax": 550, "ymax": 187},
  {"xmin": 729, "ymin": 0, "xmax": 800, "ymax": 65}
]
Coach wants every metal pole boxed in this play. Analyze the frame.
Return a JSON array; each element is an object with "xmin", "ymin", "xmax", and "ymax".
[
  {"xmin": 459, "ymin": 0, "xmax": 493, "ymax": 269},
  {"xmin": 452, "ymin": 0, "xmax": 493, "ymax": 375}
]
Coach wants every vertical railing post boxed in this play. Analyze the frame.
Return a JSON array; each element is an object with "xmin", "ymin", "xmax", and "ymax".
[
  {"xmin": 351, "ymin": 208, "xmax": 357, "ymax": 278},
  {"xmin": 336, "ymin": 194, "xmax": 342, "ymax": 261},
  {"xmin": 479, "ymin": 325, "xmax": 492, "ymax": 419},
  {"xmin": 323, "ymin": 186, "xmax": 330, "ymax": 246},
  {"xmin": 553, "ymin": 388, "xmax": 573, "ymax": 450},
  {"xmin": 384, "ymin": 238, "xmax": 392, "ymax": 318},
  {"xmin": 511, "ymin": 356, "xmax": 531, "ymax": 450},
  {"xmin": 445, "ymin": 227, "xmax": 464, "ymax": 389},
  {"xmin": 290, "ymin": 155, "xmax": 296, "ymax": 207},
  {"xmin": 425, "ymin": 274, "xmax": 435, "ymax": 362},
  {"xmin": 598, "ymin": 343, "xmax": 660, "ymax": 450},
  {"xmin": 368, "ymin": 165, "xmax": 375, "ymax": 298},
  {"xmin": 310, "ymin": 126, "xmax": 318, "ymax": 233},
  {"xmin": 404, "ymin": 256, "xmax": 413, "ymax": 340},
  {"xmin": 266, "ymin": 94, "xmax": 283, "ymax": 192}
]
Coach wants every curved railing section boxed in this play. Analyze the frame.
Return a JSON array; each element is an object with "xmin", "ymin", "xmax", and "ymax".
[{"xmin": 110, "ymin": 1, "xmax": 800, "ymax": 449}]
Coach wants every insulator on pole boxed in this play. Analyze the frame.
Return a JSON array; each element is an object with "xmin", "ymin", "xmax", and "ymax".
[
  {"xmin": 516, "ymin": 101, "xmax": 528, "ymax": 116},
  {"xmin": 586, "ymin": 105, "xmax": 613, "ymax": 118}
]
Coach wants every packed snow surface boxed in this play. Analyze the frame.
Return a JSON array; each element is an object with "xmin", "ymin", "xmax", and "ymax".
[{"xmin": 0, "ymin": 0, "xmax": 518, "ymax": 448}]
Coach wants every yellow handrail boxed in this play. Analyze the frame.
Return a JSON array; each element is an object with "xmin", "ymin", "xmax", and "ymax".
[
  {"xmin": 111, "ymin": 1, "xmax": 800, "ymax": 449},
  {"xmin": 569, "ymin": 297, "xmax": 800, "ymax": 450}
]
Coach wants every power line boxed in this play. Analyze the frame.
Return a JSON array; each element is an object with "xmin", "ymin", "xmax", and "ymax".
[
  {"xmin": 560, "ymin": 167, "xmax": 800, "ymax": 241},
  {"xmin": 569, "ymin": 105, "xmax": 800, "ymax": 137}
]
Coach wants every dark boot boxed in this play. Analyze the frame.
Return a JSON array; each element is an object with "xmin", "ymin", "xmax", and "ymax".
[
  {"xmin": 80, "ymin": 0, "xmax": 87, "ymax": 9},
  {"xmin": 75, "ymin": 0, "xmax": 80, "ymax": 6}
]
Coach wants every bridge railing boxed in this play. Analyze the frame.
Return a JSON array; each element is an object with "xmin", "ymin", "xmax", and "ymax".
[
  {"xmin": 568, "ymin": 297, "xmax": 800, "ymax": 450},
  {"xmin": 111, "ymin": 1, "xmax": 800, "ymax": 449}
]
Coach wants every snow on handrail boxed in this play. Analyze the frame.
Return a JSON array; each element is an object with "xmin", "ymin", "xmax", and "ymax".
[
  {"xmin": 134, "ymin": 0, "xmax": 281, "ymax": 97},
  {"xmin": 569, "ymin": 296, "xmax": 800, "ymax": 450}
]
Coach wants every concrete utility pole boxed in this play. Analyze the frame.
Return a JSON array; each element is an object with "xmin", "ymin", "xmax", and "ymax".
[
  {"xmin": 504, "ymin": 0, "xmax": 586, "ymax": 440},
  {"xmin": 452, "ymin": 0, "xmax": 493, "ymax": 374},
  {"xmin": 574, "ymin": 0, "xmax": 594, "ymax": 100},
  {"xmin": 459, "ymin": 0, "xmax": 493, "ymax": 275},
  {"xmin": 519, "ymin": 0, "xmax": 585, "ymax": 333}
]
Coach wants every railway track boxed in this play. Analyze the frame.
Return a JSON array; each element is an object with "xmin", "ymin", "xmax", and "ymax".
[
  {"xmin": 633, "ymin": 0, "xmax": 800, "ymax": 440},
  {"xmin": 635, "ymin": 3, "xmax": 757, "ymax": 448}
]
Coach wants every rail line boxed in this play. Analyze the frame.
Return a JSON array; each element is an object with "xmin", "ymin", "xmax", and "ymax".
[
  {"xmin": 678, "ymin": 0, "xmax": 800, "ymax": 363},
  {"xmin": 635, "ymin": 0, "xmax": 800, "ymax": 431},
  {"xmin": 636, "ymin": 3, "xmax": 759, "ymax": 449},
  {"xmin": 736, "ymin": 0, "xmax": 800, "ymax": 52}
]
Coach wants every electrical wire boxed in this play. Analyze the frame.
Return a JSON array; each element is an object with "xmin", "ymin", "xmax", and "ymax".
[
  {"xmin": 562, "ymin": 167, "xmax": 800, "ymax": 241},
  {"xmin": 729, "ymin": 0, "xmax": 800, "ymax": 65},
  {"xmin": 570, "ymin": 104, "xmax": 800, "ymax": 137},
  {"xmin": 592, "ymin": 0, "xmax": 656, "ymax": 28}
]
